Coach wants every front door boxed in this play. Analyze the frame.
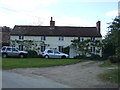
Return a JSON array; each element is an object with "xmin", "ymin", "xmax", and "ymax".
[{"xmin": 69, "ymin": 46, "xmax": 76, "ymax": 58}]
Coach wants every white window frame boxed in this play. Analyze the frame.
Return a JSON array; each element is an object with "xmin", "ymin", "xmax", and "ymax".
[
  {"xmin": 80, "ymin": 37, "xmax": 84, "ymax": 42},
  {"xmin": 41, "ymin": 46, "xmax": 46, "ymax": 52},
  {"xmin": 19, "ymin": 45, "xmax": 23, "ymax": 51},
  {"xmin": 41, "ymin": 36, "xmax": 46, "ymax": 41},
  {"xmin": 90, "ymin": 46, "xmax": 96, "ymax": 53},
  {"xmin": 19, "ymin": 36, "xmax": 24, "ymax": 40},
  {"xmin": 91, "ymin": 37, "xmax": 95, "ymax": 41},
  {"xmin": 58, "ymin": 36, "xmax": 64, "ymax": 41},
  {"xmin": 58, "ymin": 46, "xmax": 64, "ymax": 52}
]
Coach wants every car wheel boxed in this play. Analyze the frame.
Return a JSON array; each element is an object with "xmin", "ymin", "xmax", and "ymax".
[
  {"xmin": 61, "ymin": 56, "xmax": 66, "ymax": 59},
  {"xmin": 19, "ymin": 54, "xmax": 24, "ymax": 58},
  {"xmin": 45, "ymin": 55, "xmax": 49, "ymax": 59},
  {"xmin": 2, "ymin": 54, "xmax": 7, "ymax": 58}
]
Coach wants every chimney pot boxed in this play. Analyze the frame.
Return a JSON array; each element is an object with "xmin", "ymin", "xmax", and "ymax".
[
  {"xmin": 96, "ymin": 21, "xmax": 101, "ymax": 33},
  {"xmin": 50, "ymin": 17, "xmax": 55, "ymax": 27},
  {"xmin": 51, "ymin": 17, "xmax": 53, "ymax": 21}
]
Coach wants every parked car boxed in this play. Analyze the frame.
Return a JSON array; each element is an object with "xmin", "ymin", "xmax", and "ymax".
[
  {"xmin": 1, "ymin": 46, "xmax": 28, "ymax": 58},
  {"xmin": 42, "ymin": 49, "xmax": 69, "ymax": 59}
]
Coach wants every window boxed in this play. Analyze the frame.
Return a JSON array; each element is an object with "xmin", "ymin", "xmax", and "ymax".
[
  {"xmin": 47, "ymin": 50, "xmax": 53, "ymax": 53},
  {"xmin": 41, "ymin": 36, "xmax": 46, "ymax": 41},
  {"xmin": 41, "ymin": 46, "xmax": 46, "ymax": 52},
  {"xmin": 93, "ymin": 47, "xmax": 95, "ymax": 53},
  {"xmin": 54, "ymin": 51, "xmax": 60, "ymax": 54},
  {"xmin": 19, "ymin": 45, "xmax": 23, "ymax": 51},
  {"xmin": 6, "ymin": 47, "xmax": 12, "ymax": 52},
  {"xmin": 58, "ymin": 36, "xmax": 64, "ymax": 41},
  {"xmin": 12, "ymin": 48, "xmax": 18, "ymax": 52},
  {"xmin": 91, "ymin": 37, "xmax": 95, "ymax": 41},
  {"xmin": 58, "ymin": 46, "xmax": 64, "ymax": 52},
  {"xmin": 80, "ymin": 37, "xmax": 84, "ymax": 42},
  {"xmin": 90, "ymin": 47, "xmax": 96, "ymax": 53},
  {"xmin": 19, "ymin": 36, "xmax": 24, "ymax": 40},
  {"xmin": 2, "ymin": 47, "xmax": 6, "ymax": 51}
]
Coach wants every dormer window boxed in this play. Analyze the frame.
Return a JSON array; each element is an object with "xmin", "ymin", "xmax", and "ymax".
[
  {"xmin": 19, "ymin": 36, "xmax": 24, "ymax": 40},
  {"xmin": 59, "ymin": 36, "xmax": 64, "ymax": 41},
  {"xmin": 41, "ymin": 36, "xmax": 46, "ymax": 41}
]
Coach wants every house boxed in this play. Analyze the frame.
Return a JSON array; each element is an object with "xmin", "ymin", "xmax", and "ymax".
[
  {"xmin": 0, "ymin": 26, "xmax": 11, "ymax": 49},
  {"xmin": 10, "ymin": 17, "xmax": 102, "ymax": 58}
]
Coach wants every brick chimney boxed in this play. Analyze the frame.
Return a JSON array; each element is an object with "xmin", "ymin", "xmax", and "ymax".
[
  {"xmin": 50, "ymin": 17, "xmax": 55, "ymax": 26},
  {"xmin": 96, "ymin": 21, "xmax": 101, "ymax": 33}
]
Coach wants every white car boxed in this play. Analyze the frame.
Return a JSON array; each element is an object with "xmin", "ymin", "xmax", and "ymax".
[{"xmin": 42, "ymin": 49, "xmax": 69, "ymax": 59}]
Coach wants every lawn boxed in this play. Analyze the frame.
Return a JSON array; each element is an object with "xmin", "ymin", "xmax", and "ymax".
[{"xmin": 2, "ymin": 58, "xmax": 82, "ymax": 70}]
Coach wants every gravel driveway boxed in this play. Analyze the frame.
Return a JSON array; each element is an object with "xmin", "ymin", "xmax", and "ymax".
[{"xmin": 6, "ymin": 61, "xmax": 118, "ymax": 88}]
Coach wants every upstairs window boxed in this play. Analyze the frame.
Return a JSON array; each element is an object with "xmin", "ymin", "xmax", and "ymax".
[
  {"xmin": 59, "ymin": 36, "xmax": 64, "ymax": 41},
  {"xmin": 41, "ymin": 36, "xmax": 46, "ymax": 41},
  {"xmin": 19, "ymin": 36, "xmax": 24, "ymax": 40},
  {"xmin": 80, "ymin": 37, "xmax": 84, "ymax": 42},
  {"xmin": 91, "ymin": 37, "xmax": 95, "ymax": 41}
]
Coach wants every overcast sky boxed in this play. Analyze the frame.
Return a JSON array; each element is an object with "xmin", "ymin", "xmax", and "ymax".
[{"xmin": 0, "ymin": 0, "xmax": 119, "ymax": 37}]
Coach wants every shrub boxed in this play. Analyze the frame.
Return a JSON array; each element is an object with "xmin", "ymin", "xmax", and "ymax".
[
  {"xmin": 26, "ymin": 50, "xmax": 40, "ymax": 58},
  {"xmin": 108, "ymin": 55, "xmax": 120, "ymax": 63},
  {"xmin": 90, "ymin": 54, "xmax": 101, "ymax": 60},
  {"xmin": 75, "ymin": 55, "xmax": 85, "ymax": 59},
  {"xmin": 74, "ymin": 54, "xmax": 102, "ymax": 60},
  {"xmin": 63, "ymin": 46, "xmax": 70, "ymax": 55}
]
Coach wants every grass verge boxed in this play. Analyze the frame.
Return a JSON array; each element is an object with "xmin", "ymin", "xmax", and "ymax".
[
  {"xmin": 2, "ymin": 58, "xmax": 82, "ymax": 70},
  {"xmin": 99, "ymin": 69, "xmax": 120, "ymax": 84},
  {"xmin": 99, "ymin": 60, "xmax": 119, "ymax": 84},
  {"xmin": 99, "ymin": 60, "xmax": 120, "ymax": 67}
]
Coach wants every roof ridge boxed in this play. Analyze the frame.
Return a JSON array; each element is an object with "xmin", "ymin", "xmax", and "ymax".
[{"xmin": 14, "ymin": 25, "xmax": 96, "ymax": 28}]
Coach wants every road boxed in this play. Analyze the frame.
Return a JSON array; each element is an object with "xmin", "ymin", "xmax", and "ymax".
[
  {"xmin": 2, "ymin": 71, "xmax": 71, "ymax": 88},
  {"xmin": 7, "ymin": 61, "xmax": 118, "ymax": 88}
]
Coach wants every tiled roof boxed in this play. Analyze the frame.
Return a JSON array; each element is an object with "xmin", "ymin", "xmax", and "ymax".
[{"xmin": 10, "ymin": 25, "xmax": 102, "ymax": 37}]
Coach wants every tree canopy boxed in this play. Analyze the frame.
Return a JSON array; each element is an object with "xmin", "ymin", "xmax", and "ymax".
[{"xmin": 103, "ymin": 16, "xmax": 120, "ymax": 58}]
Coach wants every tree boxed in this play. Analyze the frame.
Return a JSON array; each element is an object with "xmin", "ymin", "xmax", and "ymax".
[
  {"xmin": 71, "ymin": 39, "xmax": 102, "ymax": 57},
  {"xmin": 103, "ymin": 16, "xmax": 120, "ymax": 58},
  {"xmin": 11, "ymin": 40, "xmax": 49, "ymax": 54}
]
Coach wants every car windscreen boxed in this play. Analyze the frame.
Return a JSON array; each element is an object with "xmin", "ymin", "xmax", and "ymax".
[
  {"xmin": 54, "ymin": 50, "xmax": 60, "ymax": 54},
  {"xmin": 2, "ymin": 47, "xmax": 6, "ymax": 51}
]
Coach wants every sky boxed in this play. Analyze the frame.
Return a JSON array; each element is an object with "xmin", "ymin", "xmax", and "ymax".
[{"xmin": 0, "ymin": 0, "xmax": 119, "ymax": 37}]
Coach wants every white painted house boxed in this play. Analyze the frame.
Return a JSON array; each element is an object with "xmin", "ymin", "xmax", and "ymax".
[{"xmin": 10, "ymin": 17, "xmax": 102, "ymax": 58}]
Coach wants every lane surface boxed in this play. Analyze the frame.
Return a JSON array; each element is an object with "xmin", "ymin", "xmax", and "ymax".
[{"xmin": 2, "ymin": 71, "xmax": 71, "ymax": 88}]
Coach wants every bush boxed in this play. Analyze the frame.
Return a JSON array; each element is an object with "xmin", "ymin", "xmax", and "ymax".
[
  {"xmin": 63, "ymin": 46, "xmax": 70, "ymax": 55},
  {"xmin": 74, "ymin": 54, "xmax": 102, "ymax": 60},
  {"xmin": 90, "ymin": 54, "xmax": 101, "ymax": 60},
  {"xmin": 26, "ymin": 50, "xmax": 41, "ymax": 58},
  {"xmin": 108, "ymin": 55, "xmax": 120, "ymax": 63},
  {"xmin": 74, "ymin": 55, "xmax": 86, "ymax": 59}
]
